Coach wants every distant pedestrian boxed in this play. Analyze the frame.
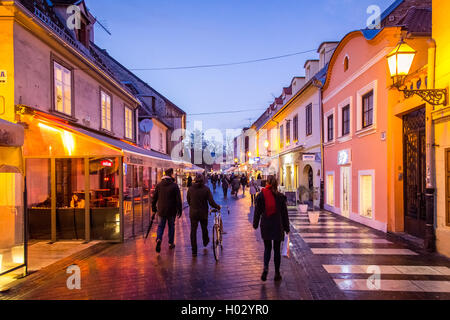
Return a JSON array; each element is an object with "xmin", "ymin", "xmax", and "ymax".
[
  {"xmin": 187, "ymin": 175, "xmax": 193, "ymax": 188},
  {"xmin": 152, "ymin": 168, "xmax": 182, "ymax": 253},
  {"xmin": 231, "ymin": 175, "xmax": 240, "ymax": 197},
  {"xmin": 253, "ymin": 175, "xmax": 290, "ymax": 282},
  {"xmin": 249, "ymin": 177, "xmax": 258, "ymax": 206},
  {"xmin": 187, "ymin": 174, "xmax": 221, "ymax": 256},
  {"xmin": 240, "ymin": 174, "xmax": 248, "ymax": 195},
  {"xmin": 222, "ymin": 175, "xmax": 229, "ymax": 198}
]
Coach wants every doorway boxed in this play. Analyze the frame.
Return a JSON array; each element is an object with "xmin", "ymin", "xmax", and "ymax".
[
  {"xmin": 403, "ymin": 107, "xmax": 426, "ymax": 239},
  {"xmin": 340, "ymin": 166, "xmax": 351, "ymax": 218}
]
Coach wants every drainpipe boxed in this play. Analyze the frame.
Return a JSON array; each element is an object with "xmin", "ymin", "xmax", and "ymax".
[
  {"xmin": 425, "ymin": 38, "xmax": 436, "ymax": 252},
  {"xmin": 313, "ymin": 79, "xmax": 325, "ymax": 210}
]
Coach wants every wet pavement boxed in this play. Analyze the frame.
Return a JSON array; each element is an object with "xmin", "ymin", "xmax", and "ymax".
[{"xmin": 1, "ymin": 183, "xmax": 449, "ymax": 300}]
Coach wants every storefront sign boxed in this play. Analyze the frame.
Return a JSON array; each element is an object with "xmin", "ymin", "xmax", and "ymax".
[
  {"xmin": 302, "ymin": 154, "xmax": 315, "ymax": 162},
  {"xmin": 0, "ymin": 119, "xmax": 24, "ymax": 147},
  {"xmin": 338, "ymin": 149, "xmax": 351, "ymax": 165},
  {"xmin": 0, "ymin": 70, "xmax": 6, "ymax": 83},
  {"xmin": 126, "ymin": 155, "xmax": 144, "ymax": 165},
  {"xmin": 101, "ymin": 160, "xmax": 113, "ymax": 167}
]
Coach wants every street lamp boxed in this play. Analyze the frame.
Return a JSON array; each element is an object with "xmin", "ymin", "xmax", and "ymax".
[
  {"xmin": 247, "ymin": 151, "xmax": 252, "ymax": 157},
  {"xmin": 387, "ymin": 39, "xmax": 447, "ymax": 106}
]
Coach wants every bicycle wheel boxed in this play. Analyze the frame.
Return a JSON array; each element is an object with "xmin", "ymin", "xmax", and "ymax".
[{"xmin": 212, "ymin": 224, "xmax": 220, "ymax": 261}]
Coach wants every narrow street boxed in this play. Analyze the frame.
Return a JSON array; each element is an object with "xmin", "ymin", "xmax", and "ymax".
[{"xmin": 1, "ymin": 184, "xmax": 449, "ymax": 300}]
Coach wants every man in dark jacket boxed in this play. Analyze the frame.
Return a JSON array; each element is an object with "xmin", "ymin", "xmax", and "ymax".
[
  {"xmin": 240, "ymin": 174, "xmax": 248, "ymax": 195},
  {"xmin": 152, "ymin": 168, "xmax": 182, "ymax": 253},
  {"xmin": 187, "ymin": 174, "xmax": 221, "ymax": 256}
]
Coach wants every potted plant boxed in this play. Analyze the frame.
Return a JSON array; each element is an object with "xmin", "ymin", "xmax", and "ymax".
[
  {"xmin": 297, "ymin": 186, "xmax": 309, "ymax": 213},
  {"xmin": 307, "ymin": 186, "xmax": 320, "ymax": 224}
]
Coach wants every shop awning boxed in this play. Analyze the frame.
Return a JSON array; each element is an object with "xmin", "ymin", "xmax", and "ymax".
[{"xmin": 25, "ymin": 116, "xmax": 193, "ymax": 170}]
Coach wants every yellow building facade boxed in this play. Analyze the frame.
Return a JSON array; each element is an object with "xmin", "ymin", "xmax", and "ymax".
[{"xmin": 433, "ymin": 0, "xmax": 450, "ymax": 257}]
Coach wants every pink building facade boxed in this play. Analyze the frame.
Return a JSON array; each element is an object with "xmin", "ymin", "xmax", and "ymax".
[{"xmin": 322, "ymin": 28, "xmax": 395, "ymax": 232}]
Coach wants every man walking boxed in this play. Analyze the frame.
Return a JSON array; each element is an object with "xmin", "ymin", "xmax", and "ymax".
[
  {"xmin": 152, "ymin": 168, "xmax": 182, "ymax": 253},
  {"xmin": 240, "ymin": 174, "xmax": 248, "ymax": 195},
  {"xmin": 187, "ymin": 174, "xmax": 221, "ymax": 256}
]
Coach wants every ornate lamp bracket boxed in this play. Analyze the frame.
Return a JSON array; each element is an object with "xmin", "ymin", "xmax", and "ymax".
[{"xmin": 399, "ymin": 88, "xmax": 448, "ymax": 106}]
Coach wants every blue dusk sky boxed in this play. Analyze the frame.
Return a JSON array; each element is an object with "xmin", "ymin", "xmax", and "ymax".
[{"xmin": 85, "ymin": 0, "xmax": 395, "ymax": 132}]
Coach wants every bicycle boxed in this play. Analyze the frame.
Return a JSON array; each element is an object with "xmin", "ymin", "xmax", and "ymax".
[{"xmin": 209, "ymin": 206, "xmax": 230, "ymax": 262}]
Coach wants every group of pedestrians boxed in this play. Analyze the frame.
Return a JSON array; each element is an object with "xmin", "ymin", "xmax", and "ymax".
[{"xmin": 152, "ymin": 169, "xmax": 290, "ymax": 282}]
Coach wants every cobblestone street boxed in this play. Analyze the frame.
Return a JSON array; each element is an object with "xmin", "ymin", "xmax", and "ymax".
[{"xmin": 1, "ymin": 184, "xmax": 449, "ymax": 300}]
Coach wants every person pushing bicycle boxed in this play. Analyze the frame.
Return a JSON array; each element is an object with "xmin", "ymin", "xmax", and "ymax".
[{"xmin": 187, "ymin": 174, "xmax": 221, "ymax": 257}]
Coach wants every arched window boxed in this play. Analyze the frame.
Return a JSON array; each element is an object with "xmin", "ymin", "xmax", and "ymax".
[{"xmin": 344, "ymin": 56, "xmax": 349, "ymax": 72}]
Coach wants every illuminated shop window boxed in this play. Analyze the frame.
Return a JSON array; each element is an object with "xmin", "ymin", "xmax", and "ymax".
[
  {"xmin": 359, "ymin": 173, "xmax": 374, "ymax": 218},
  {"xmin": 326, "ymin": 173, "xmax": 334, "ymax": 206}
]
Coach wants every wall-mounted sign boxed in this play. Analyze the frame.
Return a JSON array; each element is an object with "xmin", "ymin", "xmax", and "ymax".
[
  {"xmin": 0, "ymin": 70, "xmax": 6, "ymax": 83},
  {"xmin": 302, "ymin": 154, "xmax": 315, "ymax": 162},
  {"xmin": 338, "ymin": 149, "xmax": 351, "ymax": 165},
  {"xmin": 101, "ymin": 160, "xmax": 113, "ymax": 167},
  {"xmin": 254, "ymin": 157, "xmax": 261, "ymax": 163},
  {"xmin": 139, "ymin": 119, "xmax": 153, "ymax": 133}
]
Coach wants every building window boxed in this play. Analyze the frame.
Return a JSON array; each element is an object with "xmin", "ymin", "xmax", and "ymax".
[
  {"xmin": 306, "ymin": 104, "xmax": 312, "ymax": 136},
  {"xmin": 54, "ymin": 62, "xmax": 72, "ymax": 116},
  {"xmin": 101, "ymin": 91, "xmax": 112, "ymax": 131},
  {"xmin": 286, "ymin": 121, "xmax": 291, "ymax": 145},
  {"xmin": 326, "ymin": 173, "xmax": 334, "ymax": 206},
  {"xmin": 280, "ymin": 125, "xmax": 284, "ymax": 149},
  {"xmin": 362, "ymin": 91, "xmax": 374, "ymax": 128},
  {"xmin": 357, "ymin": 80, "xmax": 377, "ymax": 132},
  {"xmin": 342, "ymin": 105, "xmax": 350, "ymax": 136},
  {"xmin": 344, "ymin": 56, "xmax": 349, "ymax": 72},
  {"xmin": 327, "ymin": 114, "xmax": 334, "ymax": 142},
  {"xmin": 293, "ymin": 115, "xmax": 298, "ymax": 142},
  {"xmin": 245, "ymin": 136, "xmax": 250, "ymax": 161},
  {"xmin": 159, "ymin": 131, "xmax": 163, "ymax": 152},
  {"xmin": 359, "ymin": 171, "xmax": 374, "ymax": 218},
  {"xmin": 125, "ymin": 106, "xmax": 133, "ymax": 140}
]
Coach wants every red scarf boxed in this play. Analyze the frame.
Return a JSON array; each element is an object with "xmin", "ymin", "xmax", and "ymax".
[{"xmin": 262, "ymin": 185, "xmax": 276, "ymax": 217}]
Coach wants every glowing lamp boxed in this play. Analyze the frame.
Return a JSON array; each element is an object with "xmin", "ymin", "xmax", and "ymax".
[
  {"xmin": 387, "ymin": 40, "xmax": 416, "ymax": 87},
  {"xmin": 386, "ymin": 39, "xmax": 447, "ymax": 106},
  {"xmin": 247, "ymin": 151, "xmax": 252, "ymax": 157},
  {"xmin": 264, "ymin": 140, "xmax": 270, "ymax": 149}
]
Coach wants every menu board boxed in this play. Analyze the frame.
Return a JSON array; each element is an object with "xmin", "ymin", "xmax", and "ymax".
[{"xmin": 285, "ymin": 191, "xmax": 298, "ymax": 208}]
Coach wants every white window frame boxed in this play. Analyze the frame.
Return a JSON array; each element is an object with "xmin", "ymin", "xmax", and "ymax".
[
  {"xmin": 53, "ymin": 61, "xmax": 72, "ymax": 116},
  {"xmin": 358, "ymin": 170, "xmax": 375, "ymax": 219},
  {"xmin": 326, "ymin": 171, "xmax": 335, "ymax": 206},
  {"xmin": 356, "ymin": 80, "xmax": 378, "ymax": 135},
  {"xmin": 101, "ymin": 90, "xmax": 112, "ymax": 132},
  {"xmin": 125, "ymin": 106, "xmax": 133, "ymax": 140},
  {"xmin": 324, "ymin": 108, "xmax": 336, "ymax": 145},
  {"xmin": 337, "ymin": 96, "xmax": 353, "ymax": 142}
]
